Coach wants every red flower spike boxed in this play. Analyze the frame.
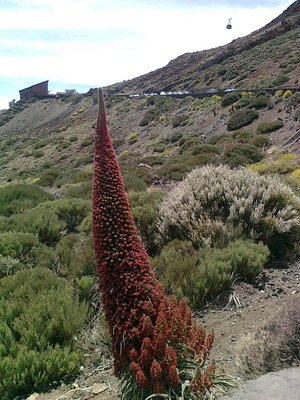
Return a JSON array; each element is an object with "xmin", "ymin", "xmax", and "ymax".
[
  {"xmin": 136, "ymin": 369, "xmax": 150, "ymax": 389},
  {"xmin": 141, "ymin": 349, "xmax": 152, "ymax": 367},
  {"xmin": 153, "ymin": 381, "xmax": 164, "ymax": 394},
  {"xmin": 150, "ymin": 359, "xmax": 163, "ymax": 381},
  {"xmin": 129, "ymin": 348, "xmax": 139, "ymax": 363},
  {"xmin": 166, "ymin": 365, "xmax": 180, "ymax": 387},
  {"xmin": 165, "ymin": 346, "xmax": 178, "ymax": 367},
  {"xmin": 92, "ymin": 89, "xmax": 216, "ymax": 396},
  {"xmin": 130, "ymin": 361, "xmax": 142, "ymax": 377}
]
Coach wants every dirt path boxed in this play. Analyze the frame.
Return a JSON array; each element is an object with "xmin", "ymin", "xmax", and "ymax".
[{"xmin": 199, "ymin": 262, "xmax": 300, "ymax": 378}]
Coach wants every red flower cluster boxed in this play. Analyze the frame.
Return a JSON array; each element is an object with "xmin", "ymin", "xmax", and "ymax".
[
  {"xmin": 190, "ymin": 361, "xmax": 216, "ymax": 393},
  {"xmin": 93, "ymin": 89, "xmax": 215, "ymax": 395}
]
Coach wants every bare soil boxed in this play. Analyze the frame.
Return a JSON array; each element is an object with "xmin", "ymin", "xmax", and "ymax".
[{"xmin": 29, "ymin": 261, "xmax": 300, "ymax": 400}]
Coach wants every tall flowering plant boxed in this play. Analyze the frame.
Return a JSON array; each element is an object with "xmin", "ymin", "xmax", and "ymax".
[{"xmin": 93, "ymin": 89, "xmax": 230, "ymax": 399}]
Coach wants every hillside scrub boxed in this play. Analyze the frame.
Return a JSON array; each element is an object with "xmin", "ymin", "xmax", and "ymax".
[
  {"xmin": 158, "ymin": 164, "xmax": 300, "ymax": 259},
  {"xmin": 247, "ymin": 93, "xmax": 272, "ymax": 109},
  {"xmin": 43, "ymin": 198, "xmax": 91, "ymax": 233},
  {"xmin": 0, "ymin": 268, "xmax": 87, "ymax": 400},
  {"xmin": 249, "ymin": 152, "xmax": 299, "ymax": 175},
  {"xmin": 153, "ymin": 239, "xmax": 269, "ymax": 308},
  {"xmin": 92, "ymin": 90, "xmax": 230, "ymax": 399},
  {"xmin": 0, "ymin": 208, "xmax": 65, "ymax": 246},
  {"xmin": 0, "ymin": 183, "xmax": 52, "ymax": 217},
  {"xmin": 221, "ymin": 92, "xmax": 240, "ymax": 108},
  {"xmin": 129, "ymin": 190, "xmax": 165, "ymax": 255},
  {"xmin": 0, "ymin": 232, "xmax": 39, "ymax": 277},
  {"xmin": 256, "ymin": 119, "xmax": 284, "ymax": 133},
  {"xmin": 227, "ymin": 109, "xmax": 259, "ymax": 131}
]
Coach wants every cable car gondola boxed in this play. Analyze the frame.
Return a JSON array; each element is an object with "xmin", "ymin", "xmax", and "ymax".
[{"xmin": 226, "ymin": 18, "xmax": 232, "ymax": 29}]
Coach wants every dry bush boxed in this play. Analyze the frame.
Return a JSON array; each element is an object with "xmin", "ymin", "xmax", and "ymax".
[
  {"xmin": 237, "ymin": 295, "xmax": 300, "ymax": 379},
  {"xmin": 157, "ymin": 165, "xmax": 300, "ymax": 258}
]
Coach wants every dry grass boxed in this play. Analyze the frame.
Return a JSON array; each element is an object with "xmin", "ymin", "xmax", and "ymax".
[{"xmin": 236, "ymin": 294, "xmax": 300, "ymax": 379}]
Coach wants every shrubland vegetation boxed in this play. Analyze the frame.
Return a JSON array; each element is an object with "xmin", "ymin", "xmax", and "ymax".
[
  {"xmin": 0, "ymin": 86, "xmax": 300, "ymax": 397},
  {"xmin": 0, "ymin": 268, "xmax": 87, "ymax": 400}
]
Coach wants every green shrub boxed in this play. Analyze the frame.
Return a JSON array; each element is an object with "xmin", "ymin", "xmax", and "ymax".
[
  {"xmin": 256, "ymin": 120, "xmax": 284, "ymax": 133},
  {"xmin": 123, "ymin": 172, "xmax": 147, "ymax": 192},
  {"xmin": 139, "ymin": 155, "xmax": 164, "ymax": 166},
  {"xmin": 55, "ymin": 169, "xmax": 93, "ymax": 187},
  {"xmin": 208, "ymin": 133, "xmax": 232, "ymax": 145},
  {"xmin": 153, "ymin": 240, "xmax": 209, "ymax": 308},
  {"xmin": 221, "ymin": 92, "xmax": 240, "ymax": 107},
  {"xmin": 0, "ymin": 268, "xmax": 87, "ymax": 399},
  {"xmin": 249, "ymin": 152, "xmax": 298, "ymax": 175},
  {"xmin": 231, "ymin": 130, "xmax": 254, "ymax": 143},
  {"xmin": 250, "ymin": 134, "xmax": 271, "ymax": 148},
  {"xmin": 46, "ymin": 199, "xmax": 91, "ymax": 233},
  {"xmin": 0, "ymin": 232, "xmax": 39, "ymax": 276},
  {"xmin": 172, "ymin": 114, "xmax": 189, "ymax": 128},
  {"xmin": 55, "ymin": 234, "xmax": 96, "ymax": 277},
  {"xmin": 5, "ymin": 208, "xmax": 65, "ymax": 246},
  {"xmin": 129, "ymin": 132, "xmax": 138, "ymax": 144},
  {"xmin": 190, "ymin": 144, "xmax": 221, "ymax": 156},
  {"xmin": 158, "ymin": 164, "xmax": 300, "ymax": 259},
  {"xmin": 170, "ymin": 132, "xmax": 183, "ymax": 143},
  {"xmin": 32, "ymin": 150, "xmax": 44, "ymax": 158},
  {"xmin": 152, "ymin": 142, "xmax": 166, "ymax": 153},
  {"xmin": 139, "ymin": 108, "xmax": 158, "ymax": 126},
  {"xmin": 283, "ymin": 89, "xmax": 292, "ymax": 99},
  {"xmin": 79, "ymin": 214, "xmax": 92, "ymax": 233},
  {"xmin": 80, "ymin": 136, "xmax": 93, "ymax": 147},
  {"xmin": 33, "ymin": 139, "xmax": 50, "ymax": 149},
  {"xmin": 0, "ymin": 184, "xmax": 52, "ymax": 217},
  {"xmin": 129, "ymin": 190, "xmax": 165, "ymax": 255},
  {"xmin": 76, "ymin": 275, "xmax": 95, "ymax": 300},
  {"xmin": 36, "ymin": 168, "xmax": 60, "ymax": 187},
  {"xmin": 221, "ymin": 143, "xmax": 263, "ymax": 166},
  {"xmin": 33, "ymin": 245, "xmax": 58, "ymax": 271},
  {"xmin": 153, "ymin": 239, "xmax": 269, "ymax": 308},
  {"xmin": 247, "ymin": 94, "xmax": 271, "ymax": 109},
  {"xmin": 272, "ymin": 74, "xmax": 289, "ymax": 86},
  {"xmin": 224, "ymin": 240, "xmax": 270, "ymax": 281},
  {"xmin": 179, "ymin": 137, "xmax": 200, "ymax": 154},
  {"xmin": 221, "ymin": 152, "xmax": 249, "ymax": 168},
  {"xmin": 64, "ymin": 181, "xmax": 92, "ymax": 200},
  {"xmin": 158, "ymin": 153, "xmax": 213, "ymax": 181},
  {"xmin": 146, "ymin": 96, "xmax": 178, "ymax": 113},
  {"xmin": 74, "ymin": 155, "xmax": 93, "ymax": 167},
  {"xmin": 227, "ymin": 109, "xmax": 259, "ymax": 131}
]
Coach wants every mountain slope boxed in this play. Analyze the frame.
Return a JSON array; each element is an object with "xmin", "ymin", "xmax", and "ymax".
[
  {"xmin": 108, "ymin": 0, "xmax": 300, "ymax": 94},
  {"xmin": 0, "ymin": 1, "xmax": 299, "ymax": 186}
]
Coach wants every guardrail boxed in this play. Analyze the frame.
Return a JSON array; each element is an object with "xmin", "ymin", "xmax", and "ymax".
[{"xmin": 106, "ymin": 87, "xmax": 300, "ymax": 100}]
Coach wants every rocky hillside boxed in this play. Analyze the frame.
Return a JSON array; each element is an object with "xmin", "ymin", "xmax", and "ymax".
[
  {"xmin": 108, "ymin": 0, "xmax": 300, "ymax": 94},
  {"xmin": 109, "ymin": 0, "xmax": 300, "ymax": 93},
  {"xmin": 0, "ymin": 1, "xmax": 299, "ymax": 186}
]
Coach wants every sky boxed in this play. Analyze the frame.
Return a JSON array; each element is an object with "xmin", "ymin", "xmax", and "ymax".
[{"xmin": 0, "ymin": 0, "xmax": 294, "ymax": 109}]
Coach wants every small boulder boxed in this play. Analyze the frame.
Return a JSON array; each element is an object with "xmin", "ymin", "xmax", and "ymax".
[{"xmin": 91, "ymin": 383, "xmax": 108, "ymax": 395}]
